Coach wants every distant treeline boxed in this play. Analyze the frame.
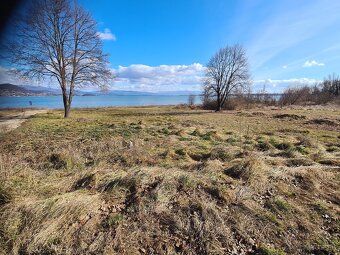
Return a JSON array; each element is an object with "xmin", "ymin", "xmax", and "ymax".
[
  {"xmin": 278, "ymin": 74, "xmax": 339, "ymax": 106},
  {"xmin": 191, "ymin": 74, "xmax": 340, "ymax": 110}
]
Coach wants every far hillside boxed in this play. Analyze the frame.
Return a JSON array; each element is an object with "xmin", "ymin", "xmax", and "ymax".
[
  {"xmin": 0, "ymin": 84, "xmax": 29, "ymax": 96},
  {"xmin": 0, "ymin": 83, "xmax": 57, "ymax": 96}
]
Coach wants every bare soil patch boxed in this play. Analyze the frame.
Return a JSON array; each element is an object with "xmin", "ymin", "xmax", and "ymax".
[{"xmin": 0, "ymin": 110, "xmax": 47, "ymax": 133}]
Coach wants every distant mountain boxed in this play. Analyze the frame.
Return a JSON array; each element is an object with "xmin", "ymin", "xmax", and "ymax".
[
  {"xmin": 0, "ymin": 83, "xmax": 28, "ymax": 93},
  {"xmin": 1, "ymin": 83, "xmax": 203, "ymax": 97},
  {"xmin": 0, "ymin": 83, "xmax": 60, "ymax": 96},
  {"xmin": 19, "ymin": 85, "xmax": 89, "ymax": 95},
  {"xmin": 0, "ymin": 83, "xmax": 31, "ymax": 96}
]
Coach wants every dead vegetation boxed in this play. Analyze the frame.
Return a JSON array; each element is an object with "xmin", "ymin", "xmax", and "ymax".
[
  {"xmin": 0, "ymin": 106, "xmax": 339, "ymax": 254},
  {"xmin": 273, "ymin": 113, "xmax": 306, "ymax": 120}
]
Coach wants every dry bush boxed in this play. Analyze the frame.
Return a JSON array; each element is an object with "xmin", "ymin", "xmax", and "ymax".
[
  {"xmin": 223, "ymin": 98, "xmax": 239, "ymax": 110},
  {"xmin": 279, "ymin": 86, "xmax": 311, "ymax": 106},
  {"xmin": 279, "ymin": 75, "xmax": 340, "ymax": 106},
  {"xmin": 202, "ymin": 97, "xmax": 218, "ymax": 110},
  {"xmin": 202, "ymin": 94, "xmax": 278, "ymax": 110},
  {"xmin": 202, "ymin": 96, "xmax": 249, "ymax": 110}
]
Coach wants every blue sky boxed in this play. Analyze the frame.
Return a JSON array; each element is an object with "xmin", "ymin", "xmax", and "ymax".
[{"xmin": 1, "ymin": 0, "xmax": 340, "ymax": 92}]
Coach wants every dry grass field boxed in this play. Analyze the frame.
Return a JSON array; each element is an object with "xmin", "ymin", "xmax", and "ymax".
[{"xmin": 0, "ymin": 105, "xmax": 339, "ymax": 254}]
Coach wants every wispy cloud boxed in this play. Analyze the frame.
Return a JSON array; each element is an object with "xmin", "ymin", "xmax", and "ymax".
[
  {"xmin": 321, "ymin": 42, "xmax": 340, "ymax": 54},
  {"xmin": 97, "ymin": 28, "xmax": 116, "ymax": 41},
  {"xmin": 282, "ymin": 65, "xmax": 287, "ymax": 69},
  {"xmin": 302, "ymin": 60, "xmax": 325, "ymax": 67},
  {"xmin": 247, "ymin": 1, "xmax": 340, "ymax": 71}
]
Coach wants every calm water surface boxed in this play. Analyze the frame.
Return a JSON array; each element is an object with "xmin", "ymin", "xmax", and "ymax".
[{"xmin": 0, "ymin": 95, "xmax": 200, "ymax": 109}]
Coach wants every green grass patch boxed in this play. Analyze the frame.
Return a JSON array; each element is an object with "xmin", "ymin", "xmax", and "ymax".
[
  {"xmin": 256, "ymin": 246, "xmax": 286, "ymax": 255},
  {"xmin": 265, "ymin": 198, "xmax": 291, "ymax": 214},
  {"xmin": 104, "ymin": 213, "xmax": 124, "ymax": 228}
]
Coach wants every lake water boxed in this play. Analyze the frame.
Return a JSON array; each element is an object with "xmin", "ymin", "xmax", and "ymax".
[{"xmin": 0, "ymin": 95, "xmax": 200, "ymax": 109}]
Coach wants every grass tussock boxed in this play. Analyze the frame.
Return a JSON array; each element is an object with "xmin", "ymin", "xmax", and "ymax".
[{"xmin": 0, "ymin": 106, "xmax": 339, "ymax": 254}]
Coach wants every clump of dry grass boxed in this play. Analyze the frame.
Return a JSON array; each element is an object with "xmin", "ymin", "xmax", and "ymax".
[
  {"xmin": 210, "ymin": 145, "xmax": 232, "ymax": 161},
  {"xmin": 224, "ymin": 156, "xmax": 269, "ymax": 192},
  {"xmin": 285, "ymin": 158, "xmax": 314, "ymax": 167},
  {"xmin": 1, "ymin": 192, "xmax": 103, "ymax": 254}
]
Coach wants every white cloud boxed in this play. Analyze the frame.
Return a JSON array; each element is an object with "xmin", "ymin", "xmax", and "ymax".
[
  {"xmin": 302, "ymin": 60, "xmax": 325, "ymax": 67},
  {"xmin": 0, "ymin": 67, "xmax": 30, "ymax": 85},
  {"xmin": 111, "ymin": 64, "xmax": 322, "ymax": 93},
  {"xmin": 0, "ymin": 64, "xmax": 324, "ymax": 94},
  {"xmin": 0, "ymin": 64, "xmax": 205, "ymax": 92},
  {"xmin": 282, "ymin": 65, "xmax": 287, "ymax": 69},
  {"xmin": 0, "ymin": 66, "xmax": 57, "ymax": 87},
  {"xmin": 253, "ymin": 78, "xmax": 320, "ymax": 93},
  {"xmin": 111, "ymin": 63, "xmax": 206, "ymax": 91},
  {"xmin": 97, "ymin": 28, "xmax": 116, "ymax": 41}
]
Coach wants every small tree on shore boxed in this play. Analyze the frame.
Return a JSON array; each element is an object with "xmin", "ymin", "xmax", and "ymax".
[
  {"xmin": 204, "ymin": 44, "xmax": 250, "ymax": 111},
  {"xmin": 4, "ymin": 0, "xmax": 113, "ymax": 117},
  {"xmin": 188, "ymin": 94, "xmax": 196, "ymax": 106}
]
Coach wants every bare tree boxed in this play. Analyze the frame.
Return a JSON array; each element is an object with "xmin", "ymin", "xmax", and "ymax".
[
  {"xmin": 322, "ymin": 73, "xmax": 340, "ymax": 97},
  {"xmin": 4, "ymin": 0, "xmax": 113, "ymax": 117},
  {"xmin": 204, "ymin": 44, "xmax": 250, "ymax": 111}
]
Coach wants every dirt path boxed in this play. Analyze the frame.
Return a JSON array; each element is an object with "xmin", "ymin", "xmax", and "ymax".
[{"xmin": 0, "ymin": 110, "xmax": 47, "ymax": 133}]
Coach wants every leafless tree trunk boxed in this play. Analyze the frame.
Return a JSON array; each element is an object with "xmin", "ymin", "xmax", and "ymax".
[
  {"xmin": 204, "ymin": 44, "xmax": 250, "ymax": 112},
  {"xmin": 3, "ymin": 0, "xmax": 113, "ymax": 117}
]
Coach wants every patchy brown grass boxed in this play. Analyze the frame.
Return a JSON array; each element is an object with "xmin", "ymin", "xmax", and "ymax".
[{"xmin": 0, "ymin": 105, "xmax": 339, "ymax": 254}]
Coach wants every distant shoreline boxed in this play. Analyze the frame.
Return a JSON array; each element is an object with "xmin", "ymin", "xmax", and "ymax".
[
  {"xmin": 0, "ymin": 94, "xmax": 199, "ymax": 109},
  {"xmin": 0, "ymin": 94, "xmax": 201, "ymax": 97}
]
